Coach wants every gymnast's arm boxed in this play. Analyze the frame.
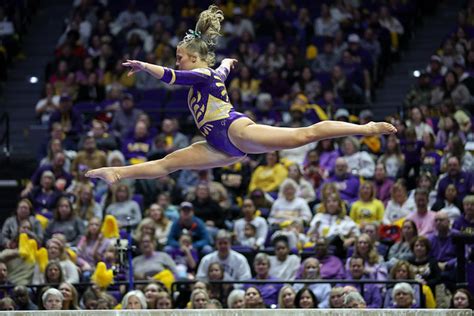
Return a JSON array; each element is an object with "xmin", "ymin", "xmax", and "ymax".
[{"xmin": 131, "ymin": 61, "xmax": 211, "ymax": 85}]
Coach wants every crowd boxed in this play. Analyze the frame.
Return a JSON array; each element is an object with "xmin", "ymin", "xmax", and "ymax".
[{"xmin": 0, "ymin": 0, "xmax": 473, "ymax": 311}]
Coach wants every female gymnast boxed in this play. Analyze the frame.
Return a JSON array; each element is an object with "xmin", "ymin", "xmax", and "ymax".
[{"xmin": 86, "ymin": 5, "xmax": 396, "ymax": 185}]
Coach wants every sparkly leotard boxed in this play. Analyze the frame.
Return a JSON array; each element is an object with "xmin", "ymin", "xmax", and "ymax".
[{"xmin": 160, "ymin": 65, "xmax": 247, "ymax": 157}]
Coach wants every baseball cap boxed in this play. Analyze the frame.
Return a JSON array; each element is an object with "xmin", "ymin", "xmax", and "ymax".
[
  {"xmin": 335, "ymin": 108, "xmax": 350, "ymax": 120},
  {"xmin": 180, "ymin": 201, "xmax": 194, "ymax": 210}
]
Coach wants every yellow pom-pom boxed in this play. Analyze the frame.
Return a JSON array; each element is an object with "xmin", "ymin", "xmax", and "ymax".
[
  {"xmin": 35, "ymin": 214, "xmax": 49, "ymax": 230},
  {"xmin": 66, "ymin": 248, "xmax": 77, "ymax": 263},
  {"xmin": 101, "ymin": 215, "xmax": 119, "ymax": 239},
  {"xmin": 36, "ymin": 247, "xmax": 48, "ymax": 273},
  {"xmin": 153, "ymin": 269, "xmax": 175, "ymax": 291},
  {"xmin": 91, "ymin": 262, "xmax": 114, "ymax": 289},
  {"xmin": 18, "ymin": 233, "xmax": 37, "ymax": 264}
]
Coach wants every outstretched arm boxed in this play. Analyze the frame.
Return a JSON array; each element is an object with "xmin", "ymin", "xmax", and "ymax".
[{"xmin": 215, "ymin": 58, "xmax": 238, "ymax": 81}]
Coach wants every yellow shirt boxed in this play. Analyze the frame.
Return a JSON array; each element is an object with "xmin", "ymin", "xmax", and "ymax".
[
  {"xmin": 350, "ymin": 199, "xmax": 385, "ymax": 225},
  {"xmin": 248, "ymin": 164, "xmax": 288, "ymax": 193}
]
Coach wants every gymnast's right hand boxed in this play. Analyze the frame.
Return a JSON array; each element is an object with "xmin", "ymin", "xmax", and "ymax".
[
  {"xmin": 85, "ymin": 167, "xmax": 121, "ymax": 185},
  {"xmin": 122, "ymin": 59, "xmax": 146, "ymax": 77}
]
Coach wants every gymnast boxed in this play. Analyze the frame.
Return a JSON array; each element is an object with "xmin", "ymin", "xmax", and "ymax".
[{"xmin": 86, "ymin": 5, "xmax": 396, "ymax": 185}]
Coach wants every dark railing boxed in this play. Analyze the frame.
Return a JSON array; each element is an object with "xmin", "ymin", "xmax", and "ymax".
[{"xmin": 0, "ymin": 112, "xmax": 10, "ymax": 158}]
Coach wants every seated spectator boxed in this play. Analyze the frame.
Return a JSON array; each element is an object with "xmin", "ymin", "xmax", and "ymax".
[
  {"xmin": 73, "ymin": 183, "xmax": 103, "ymax": 223},
  {"xmin": 12, "ymin": 285, "xmax": 37, "ymax": 310},
  {"xmin": 145, "ymin": 203, "xmax": 171, "ymax": 246},
  {"xmin": 269, "ymin": 235, "xmax": 301, "ymax": 280},
  {"xmin": 121, "ymin": 290, "xmax": 147, "ymax": 310},
  {"xmin": 320, "ymin": 157, "xmax": 360, "ymax": 204},
  {"xmin": 308, "ymin": 191, "xmax": 359, "ymax": 247},
  {"xmin": 294, "ymin": 258, "xmax": 330, "ymax": 308},
  {"xmin": 408, "ymin": 236, "xmax": 442, "ymax": 293},
  {"xmin": 432, "ymin": 184, "xmax": 462, "ymax": 223},
  {"xmin": 294, "ymin": 287, "xmax": 318, "ymax": 309},
  {"xmin": 143, "ymin": 282, "xmax": 164, "ymax": 309},
  {"xmin": 156, "ymin": 192, "xmax": 180, "ymax": 222},
  {"xmin": 350, "ymin": 181, "xmax": 385, "ymax": 226},
  {"xmin": 121, "ymin": 120, "xmax": 153, "ymax": 164},
  {"xmin": 206, "ymin": 262, "xmax": 233, "ymax": 306},
  {"xmin": 0, "ymin": 262, "xmax": 12, "ymax": 299},
  {"xmin": 234, "ymin": 198, "xmax": 268, "ymax": 250},
  {"xmin": 343, "ymin": 291, "xmax": 367, "ymax": 309},
  {"xmin": 268, "ymin": 178, "xmax": 312, "ymax": 226},
  {"xmin": 190, "ymin": 289, "xmax": 209, "ymax": 309},
  {"xmin": 421, "ymin": 132, "xmax": 442, "ymax": 176},
  {"xmin": 110, "ymin": 93, "xmax": 144, "ymax": 139},
  {"xmin": 340, "ymin": 257, "xmax": 383, "ymax": 308},
  {"xmin": 387, "ymin": 219, "xmax": 417, "ymax": 269},
  {"xmin": 80, "ymin": 119, "xmax": 118, "ymax": 152},
  {"xmin": 229, "ymin": 65, "xmax": 261, "ymax": 104},
  {"xmin": 314, "ymin": 139, "xmax": 339, "ymax": 177},
  {"xmin": 45, "ymin": 196, "xmax": 85, "ymax": 247},
  {"xmin": 42, "ymin": 288, "xmax": 64, "ymax": 310},
  {"xmin": 133, "ymin": 234, "xmax": 176, "ymax": 279},
  {"xmin": 436, "ymin": 116, "xmax": 466, "ymax": 150},
  {"xmin": 452, "ymin": 288, "xmax": 474, "ymax": 309},
  {"xmin": 196, "ymin": 230, "xmax": 251, "ymax": 284},
  {"xmin": 243, "ymin": 286, "xmax": 266, "ymax": 309},
  {"xmin": 360, "ymin": 223, "xmax": 389, "ymax": 259},
  {"xmin": 0, "ymin": 234, "xmax": 35, "ymax": 286},
  {"xmin": 406, "ymin": 107, "xmax": 433, "ymax": 141},
  {"xmin": 71, "ymin": 136, "xmax": 107, "ymax": 179},
  {"xmin": 340, "ymin": 136, "xmax": 375, "ymax": 178},
  {"xmin": 406, "ymin": 189, "xmax": 437, "ymax": 236},
  {"xmin": 245, "ymin": 253, "xmax": 282, "ymax": 307},
  {"xmin": 48, "ymin": 93, "xmax": 83, "ymax": 147},
  {"xmin": 437, "ymin": 156, "xmax": 473, "ymax": 204},
  {"xmin": 76, "ymin": 72, "xmax": 105, "ymax": 103},
  {"xmin": 277, "ymin": 285, "xmax": 296, "ymax": 308},
  {"xmin": 248, "ymin": 151, "xmax": 288, "ymax": 195},
  {"xmin": 400, "ymin": 127, "xmax": 423, "ymax": 188},
  {"xmin": 453, "ymin": 195, "xmax": 474, "ymax": 235},
  {"xmin": 374, "ymin": 163, "xmax": 394, "ymax": 205},
  {"xmin": 440, "ymin": 136, "xmax": 473, "ymax": 173},
  {"xmin": 291, "ymin": 66, "xmax": 321, "ymax": 102},
  {"xmin": 346, "ymin": 234, "xmax": 387, "ymax": 282},
  {"xmin": 313, "ymin": 238, "xmax": 345, "ymax": 279},
  {"xmin": 191, "ymin": 182, "xmax": 226, "ymax": 234},
  {"xmin": 32, "ymin": 237, "xmax": 79, "ymax": 284},
  {"xmin": 39, "ymin": 139, "xmax": 73, "ymax": 172},
  {"xmin": 329, "ymin": 287, "xmax": 345, "ymax": 308},
  {"xmin": 287, "ymin": 164, "xmax": 316, "ymax": 204},
  {"xmin": 76, "ymin": 217, "xmax": 111, "ymax": 274},
  {"xmin": 383, "ymin": 180, "xmax": 416, "ymax": 224},
  {"xmin": 378, "ymin": 134, "xmax": 405, "ymax": 179},
  {"xmin": 24, "ymin": 170, "xmax": 64, "ymax": 217},
  {"xmin": 227, "ymin": 289, "xmax": 245, "ymax": 309},
  {"xmin": 167, "ymin": 233, "xmax": 198, "ymax": 277},
  {"xmin": 105, "ymin": 184, "xmax": 142, "ymax": 228},
  {"xmin": 167, "ymin": 201, "xmax": 212, "ymax": 255},
  {"xmin": 431, "ymin": 71, "xmax": 470, "ymax": 107},
  {"xmin": 302, "ymin": 149, "xmax": 325, "ymax": 191},
  {"xmin": 407, "ymin": 173, "xmax": 437, "ymax": 209},
  {"xmin": 249, "ymin": 189, "xmax": 274, "ymax": 217},
  {"xmin": 36, "ymin": 83, "xmax": 60, "ymax": 125},
  {"xmin": 1, "ymin": 199, "xmax": 43, "ymax": 248},
  {"xmin": 156, "ymin": 291, "xmax": 173, "ymax": 309},
  {"xmin": 59, "ymin": 282, "xmax": 79, "ymax": 310}
]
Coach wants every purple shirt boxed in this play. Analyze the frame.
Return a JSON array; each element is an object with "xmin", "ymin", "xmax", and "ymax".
[
  {"xmin": 427, "ymin": 230, "xmax": 458, "ymax": 270},
  {"xmin": 321, "ymin": 174, "xmax": 360, "ymax": 203},
  {"xmin": 245, "ymin": 276, "xmax": 283, "ymax": 307},
  {"xmin": 339, "ymin": 275, "xmax": 383, "ymax": 308},
  {"xmin": 318, "ymin": 255, "xmax": 346, "ymax": 280},
  {"xmin": 375, "ymin": 178, "xmax": 394, "ymax": 205},
  {"xmin": 319, "ymin": 150, "xmax": 340, "ymax": 173},
  {"xmin": 453, "ymin": 216, "xmax": 474, "ymax": 235},
  {"xmin": 437, "ymin": 172, "xmax": 473, "ymax": 202}
]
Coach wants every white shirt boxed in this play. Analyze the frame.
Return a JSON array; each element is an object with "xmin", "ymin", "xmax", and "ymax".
[
  {"xmin": 344, "ymin": 151, "xmax": 375, "ymax": 178},
  {"xmin": 269, "ymin": 197, "xmax": 312, "ymax": 225},
  {"xmin": 309, "ymin": 213, "xmax": 360, "ymax": 238},
  {"xmin": 383, "ymin": 198, "xmax": 417, "ymax": 224},
  {"xmin": 269, "ymin": 255, "xmax": 301, "ymax": 280},
  {"xmin": 196, "ymin": 250, "xmax": 252, "ymax": 282},
  {"xmin": 234, "ymin": 216, "xmax": 268, "ymax": 248}
]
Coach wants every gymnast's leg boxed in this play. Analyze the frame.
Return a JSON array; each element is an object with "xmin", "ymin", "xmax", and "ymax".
[
  {"xmin": 229, "ymin": 118, "xmax": 396, "ymax": 154},
  {"xmin": 85, "ymin": 141, "xmax": 244, "ymax": 184}
]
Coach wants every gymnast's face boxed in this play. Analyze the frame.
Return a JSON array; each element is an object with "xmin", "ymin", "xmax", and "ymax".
[{"xmin": 176, "ymin": 46, "xmax": 196, "ymax": 70}]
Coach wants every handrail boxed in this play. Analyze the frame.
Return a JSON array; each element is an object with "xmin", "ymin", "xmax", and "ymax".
[{"xmin": 0, "ymin": 112, "xmax": 10, "ymax": 158}]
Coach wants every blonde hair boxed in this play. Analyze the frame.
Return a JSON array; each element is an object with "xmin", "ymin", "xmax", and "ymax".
[
  {"xmin": 277, "ymin": 285, "xmax": 296, "ymax": 308},
  {"xmin": 178, "ymin": 5, "xmax": 224, "ymax": 66},
  {"xmin": 353, "ymin": 233, "xmax": 380, "ymax": 265}
]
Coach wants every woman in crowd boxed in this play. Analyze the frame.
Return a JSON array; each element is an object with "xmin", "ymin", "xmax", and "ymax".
[
  {"xmin": 207, "ymin": 262, "xmax": 233, "ymax": 306},
  {"xmin": 408, "ymin": 236, "xmax": 442, "ymax": 293},
  {"xmin": 386, "ymin": 220, "xmax": 417, "ymax": 269},
  {"xmin": 294, "ymin": 258, "xmax": 330, "ymax": 308},
  {"xmin": 383, "ymin": 180, "xmax": 416, "ymax": 224},
  {"xmin": 329, "ymin": 287, "xmax": 345, "ymax": 308},
  {"xmin": 340, "ymin": 136, "xmax": 375, "ymax": 178},
  {"xmin": 227, "ymin": 289, "xmax": 245, "ymax": 309},
  {"xmin": 378, "ymin": 134, "xmax": 405, "ymax": 179},
  {"xmin": 277, "ymin": 285, "xmax": 296, "ymax": 308},
  {"xmin": 1, "ymin": 199, "xmax": 43, "ymax": 248},
  {"xmin": 248, "ymin": 151, "xmax": 288, "ymax": 196},
  {"xmin": 143, "ymin": 282, "xmax": 164, "ymax": 309},
  {"xmin": 156, "ymin": 291, "xmax": 173, "ymax": 309},
  {"xmin": 105, "ymin": 184, "xmax": 142, "ymax": 228},
  {"xmin": 287, "ymin": 164, "xmax": 316, "ymax": 204},
  {"xmin": 295, "ymin": 287, "xmax": 318, "ymax": 308},
  {"xmin": 233, "ymin": 198, "xmax": 268, "ymax": 250},
  {"xmin": 45, "ymin": 196, "xmax": 85, "ymax": 247},
  {"xmin": 121, "ymin": 290, "xmax": 147, "ymax": 309},
  {"xmin": 76, "ymin": 217, "xmax": 111, "ymax": 274},
  {"xmin": 190, "ymin": 289, "xmax": 209, "ymax": 309},
  {"xmin": 451, "ymin": 289, "xmax": 474, "ymax": 309},
  {"xmin": 347, "ymin": 233, "xmax": 387, "ymax": 282},
  {"xmin": 350, "ymin": 181, "xmax": 385, "ymax": 226},
  {"xmin": 391, "ymin": 282, "xmax": 417, "ymax": 308},
  {"xmin": 146, "ymin": 203, "xmax": 172, "ymax": 246},
  {"xmin": 59, "ymin": 282, "xmax": 79, "ymax": 310},
  {"xmin": 132, "ymin": 234, "xmax": 177, "ymax": 279},
  {"xmin": 74, "ymin": 183, "xmax": 103, "ymax": 224},
  {"xmin": 247, "ymin": 253, "xmax": 282, "ymax": 307},
  {"xmin": 244, "ymin": 286, "xmax": 266, "ymax": 309},
  {"xmin": 42, "ymin": 288, "xmax": 64, "ymax": 310}
]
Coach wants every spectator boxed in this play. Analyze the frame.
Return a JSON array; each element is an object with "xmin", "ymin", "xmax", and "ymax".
[
  {"xmin": 277, "ymin": 285, "xmax": 296, "ymax": 308},
  {"xmin": 441, "ymin": 135, "xmax": 473, "ymax": 173},
  {"xmin": 144, "ymin": 203, "xmax": 171, "ymax": 246},
  {"xmin": 431, "ymin": 71, "xmax": 470, "ymax": 107},
  {"xmin": 121, "ymin": 290, "xmax": 147, "ymax": 310},
  {"xmin": 374, "ymin": 163, "xmax": 394, "ymax": 205},
  {"xmin": 347, "ymin": 234, "xmax": 387, "ymax": 282},
  {"xmin": 167, "ymin": 201, "xmax": 212, "ymax": 254},
  {"xmin": 437, "ymin": 156, "xmax": 473, "ymax": 203},
  {"xmin": 311, "ymin": 39, "xmax": 340, "ymax": 73},
  {"xmin": 245, "ymin": 253, "xmax": 282, "ymax": 307},
  {"xmin": 121, "ymin": 120, "xmax": 153, "ymax": 164},
  {"xmin": 45, "ymin": 196, "xmax": 85, "ymax": 247},
  {"xmin": 350, "ymin": 181, "xmax": 385, "ymax": 226},
  {"xmin": 341, "ymin": 257, "xmax": 383, "ymax": 308},
  {"xmin": 329, "ymin": 287, "xmax": 345, "ymax": 308},
  {"xmin": 452, "ymin": 288, "xmax": 474, "ymax": 309},
  {"xmin": 343, "ymin": 291, "xmax": 367, "ymax": 309},
  {"xmin": 59, "ymin": 282, "xmax": 79, "ymax": 310},
  {"xmin": 432, "ymin": 184, "xmax": 462, "ymax": 223},
  {"xmin": 248, "ymin": 151, "xmax": 288, "ymax": 195},
  {"xmin": 71, "ymin": 136, "xmax": 107, "ymax": 179},
  {"xmin": 110, "ymin": 93, "xmax": 144, "ymax": 138},
  {"xmin": 12, "ymin": 285, "xmax": 37, "ymax": 310},
  {"xmin": 390, "ymin": 282, "xmax": 416, "ymax": 308},
  {"xmin": 268, "ymin": 178, "xmax": 312, "ymax": 226},
  {"xmin": 314, "ymin": 4, "xmax": 339, "ymax": 37},
  {"xmin": 386, "ymin": 219, "xmax": 417, "ymax": 269},
  {"xmin": 408, "ymin": 236, "xmax": 441, "ymax": 293},
  {"xmin": 286, "ymin": 165, "xmax": 316, "ymax": 205},
  {"xmin": 156, "ymin": 291, "xmax": 173, "ymax": 309},
  {"xmin": 143, "ymin": 282, "xmax": 163, "ymax": 309},
  {"xmin": 158, "ymin": 118, "xmax": 189, "ymax": 154},
  {"xmin": 39, "ymin": 139, "xmax": 73, "ymax": 172},
  {"xmin": 74, "ymin": 183, "xmax": 103, "ymax": 223},
  {"xmin": 406, "ymin": 189, "xmax": 437, "ymax": 236},
  {"xmin": 384, "ymin": 180, "xmax": 416, "ymax": 224},
  {"xmin": 76, "ymin": 217, "xmax": 111, "ymax": 273},
  {"xmin": 167, "ymin": 232, "xmax": 198, "ymax": 277},
  {"xmin": 314, "ymin": 139, "xmax": 340, "ymax": 176},
  {"xmin": 407, "ymin": 173, "xmax": 438, "ymax": 209},
  {"xmin": 294, "ymin": 258, "xmax": 331, "ymax": 308},
  {"xmin": 227, "ymin": 289, "xmax": 245, "ymax": 309},
  {"xmin": 196, "ymin": 230, "xmax": 252, "ymax": 284},
  {"xmin": 0, "ymin": 234, "xmax": 35, "ymax": 286},
  {"xmin": 26, "ymin": 170, "xmax": 63, "ymax": 217},
  {"xmin": 295, "ymin": 287, "xmax": 318, "ymax": 308},
  {"xmin": 35, "ymin": 83, "xmax": 60, "ymax": 125},
  {"xmin": 314, "ymin": 238, "xmax": 346, "ymax": 280},
  {"xmin": 191, "ymin": 182, "xmax": 226, "ymax": 232},
  {"xmin": 435, "ymin": 117, "xmax": 466, "ymax": 151},
  {"xmin": 207, "ymin": 262, "xmax": 233, "ymax": 306},
  {"xmin": 404, "ymin": 72, "xmax": 432, "ymax": 109},
  {"xmin": 453, "ymin": 195, "xmax": 474, "ymax": 235},
  {"xmin": 48, "ymin": 93, "xmax": 83, "ymax": 147},
  {"xmin": 269, "ymin": 235, "xmax": 301, "ymax": 280},
  {"xmin": 42, "ymin": 288, "xmax": 64, "ymax": 311},
  {"xmin": 378, "ymin": 134, "xmax": 405, "ymax": 179},
  {"xmin": 229, "ymin": 66, "xmax": 261, "ymax": 104},
  {"xmin": 320, "ymin": 157, "xmax": 360, "ymax": 204},
  {"xmin": 234, "ymin": 198, "xmax": 268, "ymax": 250},
  {"xmin": 243, "ymin": 286, "xmax": 266, "ymax": 309},
  {"xmin": 80, "ymin": 119, "xmax": 118, "ymax": 152},
  {"xmin": 1, "ymin": 199, "xmax": 43, "ymax": 248},
  {"xmin": 190, "ymin": 289, "xmax": 209, "ymax": 309},
  {"xmin": 132, "ymin": 234, "xmax": 176, "ymax": 279},
  {"xmin": 105, "ymin": 184, "xmax": 142, "ymax": 228}
]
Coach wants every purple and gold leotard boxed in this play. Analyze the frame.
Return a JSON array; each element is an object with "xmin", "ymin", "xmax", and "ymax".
[{"xmin": 160, "ymin": 65, "xmax": 247, "ymax": 157}]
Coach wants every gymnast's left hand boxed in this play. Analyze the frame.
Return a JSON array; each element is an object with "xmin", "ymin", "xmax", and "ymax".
[
  {"xmin": 221, "ymin": 58, "xmax": 238, "ymax": 70},
  {"xmin": 122, "ymin": 59, "xmax": 146, "ymax": 76}
]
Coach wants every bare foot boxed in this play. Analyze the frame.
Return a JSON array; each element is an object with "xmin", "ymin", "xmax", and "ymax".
[
  {"xmin": 365, "ymin": 121, "xmax": 397, "ymax": 136},
  {"xmin": 85, "ymin": 167, "xmax": 121, "ymax": 185}
]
